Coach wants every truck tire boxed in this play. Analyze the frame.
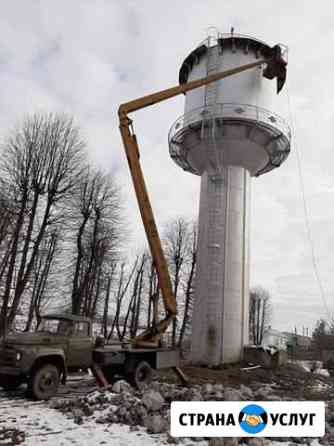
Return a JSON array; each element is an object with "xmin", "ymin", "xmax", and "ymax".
[
  {"xmin": 29, "ymin": 364, "xmax": 60, "ymax": 400},
  {"xmin": 128, "ymin": 361, "xmax": 153, "ymax": 390},
  {"xmin": 0, "ymin": 375, "xmax": 22, "ymax": 391}
]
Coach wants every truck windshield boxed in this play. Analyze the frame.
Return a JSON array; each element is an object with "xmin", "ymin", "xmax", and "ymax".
[{"xmin": 37, "ymin": 319, "xmax": 73, "ymax": 335}]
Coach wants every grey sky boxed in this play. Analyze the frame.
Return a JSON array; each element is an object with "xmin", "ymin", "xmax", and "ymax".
[{"xmin": 0, "ymin": 0, "xmax": 333, "ymax": 333}]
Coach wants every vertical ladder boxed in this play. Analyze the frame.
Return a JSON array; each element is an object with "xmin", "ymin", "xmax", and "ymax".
[
  {"xmin": 205, "ymin": 45, "xmax": 219, "ymax": 108},
  {"xmin": 201, "ymin": 45, "xmax": 219, "ymax": 138},
  {"xmin": 202, "ymin": 44, "xmax": 222, "ymax": 175}
]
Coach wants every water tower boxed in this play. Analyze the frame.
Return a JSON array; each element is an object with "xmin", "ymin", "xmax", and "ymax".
[{"xmin": 168, "ymin": 30, "xmax": 291, "ymax": 365}]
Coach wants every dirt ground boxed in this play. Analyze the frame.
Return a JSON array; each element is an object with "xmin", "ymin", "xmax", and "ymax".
[{"xmin": 158, "ymin": 362, "xmax": 334, "ymax": 401}]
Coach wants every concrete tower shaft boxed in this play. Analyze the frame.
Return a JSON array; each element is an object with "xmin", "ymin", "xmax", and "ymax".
[
  {"xmin": 168, "ymin": 32, "xmax": 291, "ymax": 365},
  {"xmin": 192, "ymin": 167, "xmax": 251, "ymax": 364}
]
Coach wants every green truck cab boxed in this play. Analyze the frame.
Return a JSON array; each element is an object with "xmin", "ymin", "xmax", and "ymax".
[{"xmin": 0, "ymin": 313, "xmax": 93, "ymax": 399}]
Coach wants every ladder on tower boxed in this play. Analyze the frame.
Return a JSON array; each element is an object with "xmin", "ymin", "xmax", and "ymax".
[
  {"xmin": 205, "ymin": 45, "xmax": 219, "ymax": 107},
  {"xmin": 202, "ymin": 43, "xmax": 223, "ymax": 178},
  {"xmin": 201, "ymin": 44, "xmax": 219, "ymax": 136}
]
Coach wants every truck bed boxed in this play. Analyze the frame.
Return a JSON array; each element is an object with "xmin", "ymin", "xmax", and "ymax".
[{"xmin": 93, "ymin": 344, "xmax": 180, "ymax": 369}]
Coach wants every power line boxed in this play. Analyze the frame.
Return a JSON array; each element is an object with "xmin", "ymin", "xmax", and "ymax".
[{"xmin": 286, "ymin": 81, "xmax": 331, "ymax": 319}]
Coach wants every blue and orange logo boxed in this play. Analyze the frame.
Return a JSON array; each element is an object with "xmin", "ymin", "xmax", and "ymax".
[{"xmin": 238, "ymin": 404, "xmax": 268, "ymax": 434}]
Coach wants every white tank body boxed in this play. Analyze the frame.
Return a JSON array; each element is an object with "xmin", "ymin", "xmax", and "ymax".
[
  {"xmin": 168, "ymin": 33, "xmax": 291, "ymax": 366},
  {"xmin": 184, "ymin": 45, "xmax": 275, "ymax": 116}
]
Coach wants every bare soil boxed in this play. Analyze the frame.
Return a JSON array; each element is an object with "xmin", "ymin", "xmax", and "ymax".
[{"xmin": 158, "ymin": 362, "xmax": 334, "ymax": 401}]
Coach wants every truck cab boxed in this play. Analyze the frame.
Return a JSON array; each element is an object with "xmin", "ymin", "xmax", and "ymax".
[{"xmin": 0, "ymin": 313, "xmax": 94, "ymax": 399}]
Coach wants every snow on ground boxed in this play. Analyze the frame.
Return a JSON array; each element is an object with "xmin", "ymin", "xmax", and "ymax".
[
  {"xmin": 291, "ymin": 360, "xmax": 330, "ymax": 377},
  {"xmin": 0, "ymin": 397, "xmax": 322, "ymax": 446},
  {"xmin": 0, "ymin": 394, "xmax": 207, "ymax": 446},
  {"xmin": 271, "ymin": 443, "xmax": 321, "ymax": 446},
  {"xmin": 1, "ymin": 403, "xmax": 159, "ymax": 445},
  {"xmin": 309, "ymin": 380, "xmax": 332, "ymax": 392}
]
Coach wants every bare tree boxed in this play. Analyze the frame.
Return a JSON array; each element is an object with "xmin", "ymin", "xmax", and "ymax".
[
  {"xmin": 145, "ymin": 259, "xmax": 159, "ymax": 331},
  {"xmin": 249, "ymin": 286, "xmax": 271, "ymax": 345},
  {"xmin": 24, "ymin": 229, "xmax": 60, "ymax": 331},
  {"xmin": 0, "ymin": 113, "xmax": 85, "ymax": 334},
  {"xmin": 163, "ymin": 218, "xmax": 192, "ymax": 347},
  {"xmin": 70, "ymin": 168, "xmax": 123, "ymax": 316},
  {"xmin": 122, "ymin": 254, "xmax": 147, "ymax": 339},
  {"xmin": 106, "ymin": 259, "xmax": 138, "ymax": 341},
  {"xmin": 0, "ymin": 186, "xmax": 14, "ymax": 248},
  {"xmin": 178, "ymin": 223, "xmax": 197, "ymax": 350},
  {"xmin": 120, "ymin": 219, "xmax": 197, "ymax": 348},
  {"xmin": 0, "ymin": 186, "xmax": 16, "ymax": 288},
  {"xmin": 312, "ymin": 318, "xmax": 334, "ymax": 352},
  {"xmin": 96, "ymin": 216, "xmax": 196, "ymax": 347},
  {"xmin": 101, "ymin": 263, "xmax": 117, "ymax": 338}
]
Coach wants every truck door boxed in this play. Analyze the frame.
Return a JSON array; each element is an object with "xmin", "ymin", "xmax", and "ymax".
[{"xmin": 66, "ymin": 321, "xmax": 93, "ymax": 368}]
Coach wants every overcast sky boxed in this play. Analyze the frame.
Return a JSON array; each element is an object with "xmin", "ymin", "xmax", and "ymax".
[{"xmin": 1, "ymin": 0, "xmax": 333, "ymax": 334}]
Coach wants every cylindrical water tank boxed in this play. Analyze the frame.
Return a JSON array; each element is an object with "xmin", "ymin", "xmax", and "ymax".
[{"xmin": 169, "ymin": 33, "xmax": 290, "ymax": 177}]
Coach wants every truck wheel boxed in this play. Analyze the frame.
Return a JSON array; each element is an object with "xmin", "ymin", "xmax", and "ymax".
[
  {"xmin": 129, "ymin": 361, "xmax": 153, "ymax": 390},
  {"xmin": 0, "ymin": 375, "xmax": 22, "ymax": 391},
  {"xmin": 29, "ymin": 364, "xmax": 60, "ymax": 400}
]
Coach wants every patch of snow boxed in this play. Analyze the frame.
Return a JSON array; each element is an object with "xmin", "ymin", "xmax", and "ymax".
[
  {"xmin": 0, "ymin": 395, "xmax": 207, "ymax": 446},
  {"xmin": 293, "ymin": 360, "xmax": 313, "ymax": 372},
  {"xmin": 66, "ymin": 373, "xmax": 92, "ymax": 382},
  {"xmin": 291, "ymin": 360, "xmax": 330, "ymax": 377},
  {"xmin": 309, "ymin": 380, "xmax": 331, "ymax": 392},
  {"xmin": 86, "ymin": 389, "xmax": 116, "ymax": 403},
  {"xmin": 272, "ymin": 442, "xmax": 321, "ymax": 446}
]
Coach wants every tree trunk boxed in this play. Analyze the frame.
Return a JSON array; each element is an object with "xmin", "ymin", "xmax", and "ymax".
[
  {"xmin": 102, "ymin": 274, "xmax": 112, "ymax": 338},
  {"xmin": 178, "ymin": 252, "xmax": 196, "ymax": 350},
  {"xmin": 72, "ymin": 215, "xmax": 89, "ymax": 314},
  {"xmin": 8, "ymin": 199, "xmax": 52, "ymax": 326},
  {"xmin": 133, "ymin": 268, "xmax": 144, "ymax": 337},
  {"xmin": 15, "ymin": 190, "xmax": 39, "ymax": 306},
  {"xmin": 0, "ymin": 192, "xmax": 28, "ymax": 335}
]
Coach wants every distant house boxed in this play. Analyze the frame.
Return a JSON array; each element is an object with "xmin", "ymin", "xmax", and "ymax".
[
  {"xmin": 296, "ymin": 334, "xmax": 312, "ymax": 350},
  {"xmin": 262, "ymin": 326, "xmax": 289, "ymax": 351},
  {"xmin": 282, "ymin": 332, "xmax": 312, "ymax": 352}
]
